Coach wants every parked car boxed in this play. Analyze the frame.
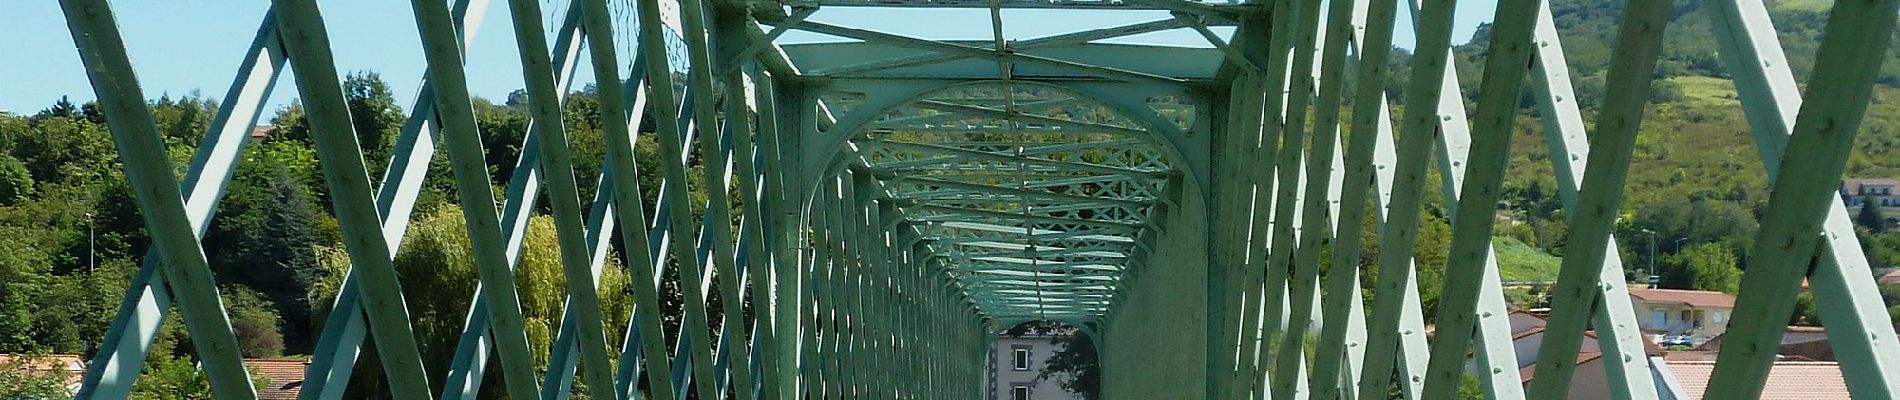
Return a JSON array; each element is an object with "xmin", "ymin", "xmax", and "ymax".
[{"xmin": 1661, "ymin": 334, "xmax": 1693, "ymax": 347}]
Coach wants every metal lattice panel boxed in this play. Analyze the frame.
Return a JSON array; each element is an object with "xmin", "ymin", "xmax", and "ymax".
[{"xmin": 42, "ymin": 0, "xmax": 1900, "ymax": 398}]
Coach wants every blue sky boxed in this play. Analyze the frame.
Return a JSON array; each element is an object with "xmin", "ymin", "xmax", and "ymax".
[{"xmin": 0, "ymin": 0, "xmax": 1497, "ymax": 115}]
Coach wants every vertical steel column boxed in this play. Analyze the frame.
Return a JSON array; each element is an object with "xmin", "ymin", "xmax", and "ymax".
[
  {"xmin": 751, "ymin": 68, "xmax": 804, "ymax": 400},
  {"xmin": 731, "ymin": 65, "xmax": 781, "ymax": 400},
  {"xmin": 1706, "ymin": 0, "xmax": 1900, "ymax": 397},
  {"xmin": 59, "ymin": 1, "xmax": 262, "ymax": 398}
]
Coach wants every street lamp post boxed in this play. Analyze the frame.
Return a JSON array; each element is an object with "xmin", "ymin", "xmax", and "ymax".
[
  {"xmin": 1675, "ymin": 237, "xmax": 1690, "ymax": 253},
  {"xmin": 85, "ymin": 212, "xmax": 94, "ymax": 273},
  {"xmin": 1641, "ymin": 229, "xmax": 1658, "ymax": 286}
]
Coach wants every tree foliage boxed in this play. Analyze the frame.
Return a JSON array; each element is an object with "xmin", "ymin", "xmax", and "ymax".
[{"xmin": 1661, "ymin": 243, "xmax": 1741, "ymax": 294}]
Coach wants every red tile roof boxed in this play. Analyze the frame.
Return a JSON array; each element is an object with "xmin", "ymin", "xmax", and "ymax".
[
  {"xmin": 244, "ymin": 358, "xmax": 308, "ymax": 400},
  {"xmin": 1665, "ymin": 360, "xmax": 1849, "ymax": 399},
  {"xmin": 1519, "ymin": 352, "xmax": 1603, "ymax": 383},
  {"xmin": 1628, "ymin": 289, "xmax": 1736, "ymax": 309},
  {"xmin": 0, "ymin": 354, "xmax": 86, "ymax": 388}
]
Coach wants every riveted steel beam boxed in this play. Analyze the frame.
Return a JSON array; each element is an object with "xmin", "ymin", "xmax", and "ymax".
[
  {"xmin": 1706, "ymin": 0, "xmax": 1900, "ymax": 397},
  {"xmin": 60, "ymin": 1, "xmax": 263, "ymax": 397}
]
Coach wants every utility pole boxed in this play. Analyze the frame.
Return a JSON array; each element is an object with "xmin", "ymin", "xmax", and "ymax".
[
  {"xmin": 86, "ymin": 211, "xmax": 95, "ymax": 273},
  {"xmin": 1641, "ymin": 229, "xmax": 1657, "ymax": 286}
]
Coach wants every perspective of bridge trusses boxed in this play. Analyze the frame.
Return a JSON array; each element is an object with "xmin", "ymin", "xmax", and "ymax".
[{"xmin": 45, "ymin": 0, "xmax": 1900, "ymax": 398}]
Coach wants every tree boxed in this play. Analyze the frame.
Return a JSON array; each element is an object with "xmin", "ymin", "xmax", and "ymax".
[
  {"xmin": 264, "ymin": 72, "xmax": 403, "ymax": 176},
  {"xmin": 237, "ymin": 168, "xmax": 320, "ymax": 352},
  {"xmin": 221, "ymin": 286, "xmax": 285, "ymax": 358},
  {"xmin": 1662, "ymin": 243, "xmax": 1741, "ymax": 293},
  {"xmin": 1860, "ymin": 195, "xmax": 1888, "ymax": 233},
  {"xmin": 1003, "ymin": 321, "xmax": 1099, "ymax": 399},
  {"xmin": 342, "ymin": 72, "xmax": 404, "ymax": 172},
  {"xmin": 0, "ymin": 353, "xmax": 77, "ymax": 399},
  {"xmin": 0, "ymin": 155, "xmax": 31, "ymax": 206},
  {"xmin": 307, "ymin": 205, "xmax": 634, "ymax": 399}
]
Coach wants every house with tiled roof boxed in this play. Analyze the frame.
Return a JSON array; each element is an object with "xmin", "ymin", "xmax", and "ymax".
[
  {"xmin": 1629, "ymin": 289, "xmax": 1736, "ymax": 345},
  {"xmin": 1843, "ymin": 178, "xmax": 1900, "ymax": 211},
  {"xmin": 1510, "ymin": 310, "xmax": 1669, "ymax": 400},
  {"xmin": 1656, "ymin": 360, "xmax": 1850, "ymax": 399},
  {"xmin": 0, "ymin": 354, "xmax": 305, "ymax": 399},
  {"xmin": 0, "ymin": 354, "xmax": 86, "ymax": 396}
]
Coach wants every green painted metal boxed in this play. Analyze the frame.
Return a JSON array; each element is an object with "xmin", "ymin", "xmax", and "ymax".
[
  {"xmin": 1705, "ymin": 0, "xmax": 1900, "ymax": 397},
  {"xmin": 270, "ymin": 1, "xmax": 443, "ymax": 398},
  {"xmin": 1522, "ymin": 2, "xmax": 1658, "ymax": 397},
  {"xmin": 1706, "ymin": 0, "xmax": 1900, "ymax": 397},
  {"xmin": 1357, "ymin": 0, "xmax": 1460, "ymax": 397},
  {"xmin": 575, "ymin": 0, "xmax": 683, "ymax": 396},
  {"xmin": 1273, "ymin": 0, "xmax": 1357, "ymax": 395},
  {"xmin": 1227, "ymin": 3, "xmax": 1289, "ymax": 397},
  {"xmin": 1309, "ymin": 0, "xmax": 1395, "ymax": 397},
  {"xmin": 71, "ymin": 7, "xmax": 288, "ymax": 398},
  {"xmin": 678, "ymin": 0, "xmax": 756, "ymax": 395},
  {"xmin": 1417, "ymin": 0, "xmax": 1540, "ymax": 397},
  {"xmin": 498, "ymin": 0, "xmax": 623, "ymax": 395},
  {"xmin": 1257, "ymin": 0, "xmax": 1324, "ymax": 397},
  {"xmin": 1524, "ymin": 1, "xmax": 1671, "ymax": 398},
  {"xmin": 55, "ymin": 0, "xmax": 1900, "ymax": 399},
  {"xmin": 59, "ymin": 1, "xmax": 262, "ymax": 398}
]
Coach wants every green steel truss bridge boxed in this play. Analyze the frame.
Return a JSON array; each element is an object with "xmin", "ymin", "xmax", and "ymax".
[{"xmin": 46, "ymin": 0, "xmax": 1900, "ymax": 398}]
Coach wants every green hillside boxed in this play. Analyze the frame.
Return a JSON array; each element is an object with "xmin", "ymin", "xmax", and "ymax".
[{"xmin": 1494, "ymin": 236, "xmax": 1563, "ymax": 283}]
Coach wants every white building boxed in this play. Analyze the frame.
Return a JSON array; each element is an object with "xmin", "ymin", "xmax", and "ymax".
[{"xmin": 987, "ymin": 333, "xmax": 1084, "ymax": 400}]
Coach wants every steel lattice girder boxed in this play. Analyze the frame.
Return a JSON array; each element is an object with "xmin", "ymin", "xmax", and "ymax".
[{"xmin": 49, "ymin": 0, "xmax": 1900, "ymax": 398}]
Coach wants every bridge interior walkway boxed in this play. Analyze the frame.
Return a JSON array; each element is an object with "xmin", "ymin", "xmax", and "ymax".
[{"xmin": 48, "ymin": 0, "xmax": 1900, "ymax": 398}]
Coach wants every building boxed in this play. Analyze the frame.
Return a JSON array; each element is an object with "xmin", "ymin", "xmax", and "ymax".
[
  {"xmin": 1629, "ymin": 289, "xmax": 1736, "ymax": 346},
  {"xmin": 0, "ymin": 355, "xmax": 306, "ymax": 399},
  {"xmin": 1656, "ymin": 360, "xmax": 1849, "ymax": 399},
  {"xmin": 1843, "ymin": 178, "xmax": 1900, "ymax": 209},
  {"xmin": 987, "ymin": 333, "xmax": 1082, "ymax": 400},
  {"xmin": 245, "ymin": 358, "xmax": 310, "ymax": 400},
  {"xmin": 1696, "ymin": 326, "xmax": 1834, "ymax": 361},
  {"xmin": 250, "ymin": 124, "xmax": 273, "ymax": 143},
  {"xmin": 1509, "ymin": 311, "xmax": 1667, "ymax": 400},
  {"xmin": 0, "ymin": 354, "xmax": 86, "ymax": 396}
]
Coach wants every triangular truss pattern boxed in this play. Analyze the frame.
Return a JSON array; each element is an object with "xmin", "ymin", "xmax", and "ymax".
[{"xmin": 45, "ymin": 0, "xmax": 1900, "ymax": 399}]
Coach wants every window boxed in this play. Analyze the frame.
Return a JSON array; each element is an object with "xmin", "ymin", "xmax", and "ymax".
[
  {"xmin": 1712, "ymin": 311, "xmax": 1725, "ymax": 324},
  {"xmin": 1680, "ymin": 310, "xmax": 1693, "ymax": 322},
  {"xmin": 1650, "ymin": 309, "xmax": 1667, "ymax": 327},
  {"xmin": 1012, "ymin": 385, "xmax": 1030, "ymax": 400},
  {"xmin": 1012, "ymin": 347, "xmax": 1031, "ymax": 371}
]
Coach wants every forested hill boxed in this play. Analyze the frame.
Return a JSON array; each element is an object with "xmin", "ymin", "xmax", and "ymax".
[
  {"xmin": 1461, "ymin": 0, "xmax": 1900, "ymax": 91},
  {"xmin": 1356, "ymin": 0, "xmax": 1900, "ymax": 317}
]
